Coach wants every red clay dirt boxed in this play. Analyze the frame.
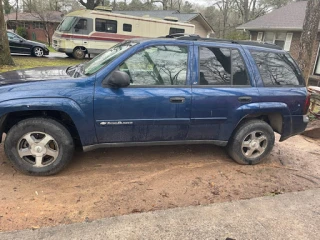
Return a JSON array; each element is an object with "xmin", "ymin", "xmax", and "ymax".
[{"xmin": 1, "ymin": 121, "xmax": 320, "ymax": 232}]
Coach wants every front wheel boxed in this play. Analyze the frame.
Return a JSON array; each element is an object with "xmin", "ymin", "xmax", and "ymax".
[
  {"xmin": 72, "ymin": 47, "xmax": 86, "ymax": 59},
  {"xmin": 4, "ymin": 118, "xmax": 74, "ymax": 175},
  {"xmin": 32, "ymin": 47, "xmax": 44, "ymax": 57},
  {"xmin": 227, "ymin": 119, "xmax": 275, "ymax": 165}
]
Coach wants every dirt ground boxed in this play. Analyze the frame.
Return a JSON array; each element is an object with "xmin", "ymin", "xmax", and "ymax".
[{"xmin": 1, "ymin": 121, "xmax": 320, "ymax": 232}]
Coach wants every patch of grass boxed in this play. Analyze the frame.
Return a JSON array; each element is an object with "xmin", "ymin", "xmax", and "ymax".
[
  {"xmin": 0, "ymin": 56, "xmax": 85, "ymax": 73},
  {"xmin": 47, "ymin": 46, "xmax": 57, "ymax": 53}
]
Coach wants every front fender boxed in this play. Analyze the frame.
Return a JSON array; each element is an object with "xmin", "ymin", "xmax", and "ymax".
[{"xmin": 0, "ymin": 97, "xmax": 97, "ymax": 146}]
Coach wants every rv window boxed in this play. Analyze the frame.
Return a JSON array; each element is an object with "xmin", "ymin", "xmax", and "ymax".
[
  {"xmin": 123, "ymin": 24, "xmax": 132, "ymax": 32},
  {"xmin": 95, "ymin": 19, "xmax": 117, "ymax": 33},
  {"xmin": 58, "ymin": 16, "xmax": 77, "ymax": 31},
  {"xmin": 169, "ymin": 28, "xmax": 185, "ymax": 35},
  {"xmin": 75, "ymin": 19, "xmax": 87, "ymax": 30}
]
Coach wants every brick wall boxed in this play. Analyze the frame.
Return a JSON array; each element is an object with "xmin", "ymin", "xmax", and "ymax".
[{"xmin": 7, "ymin": 21, "xmax": 59, "ymax": 44}]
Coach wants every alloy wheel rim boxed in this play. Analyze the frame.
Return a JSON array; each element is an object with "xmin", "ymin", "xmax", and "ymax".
[
  {"xmin": 241, "ymin": 131, "xmax": 268, "ymax": 158},
  {"xmin": 17, "ymin": 132, "xmax": 59, "ymax": 168},
  {"xmin": 34, "ymin": 47, "xmax": 44, "ymax": 57}
]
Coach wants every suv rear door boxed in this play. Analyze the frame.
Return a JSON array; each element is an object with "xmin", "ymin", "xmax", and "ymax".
[
  {"xmin": 94, "ymin": 43, "xmax": 193, "ymax": 143},
  {"xmin": 189, "ymin": 43, "xmax": 260, "ymax": 142}
]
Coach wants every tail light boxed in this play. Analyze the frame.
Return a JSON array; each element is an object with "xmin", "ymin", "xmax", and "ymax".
[{"xmin": 303, "ymin": 93, "xmax": 311, "ymax": 115}]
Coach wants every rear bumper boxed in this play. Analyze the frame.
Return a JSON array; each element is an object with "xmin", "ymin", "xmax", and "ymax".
[{"xmin": 280, "ymin": 115, "xmax": 309, "ymax": 141}]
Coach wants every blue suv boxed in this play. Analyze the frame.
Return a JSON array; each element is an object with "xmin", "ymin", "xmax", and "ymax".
[{"xmin": 0, "ymin": 35, "xmax": 310, "ymax": 175}]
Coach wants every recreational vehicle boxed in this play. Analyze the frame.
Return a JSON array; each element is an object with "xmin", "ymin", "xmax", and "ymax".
[{"xmin": 52, "ymin": 8, "xmax": 195, "ymax": 59}]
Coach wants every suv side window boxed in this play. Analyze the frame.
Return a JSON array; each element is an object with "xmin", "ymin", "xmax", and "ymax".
[
  {"xmin": 250, "ymin": 51, "xmax": 303, "ymax": 86},
  {"xmin": 199, "ymin": 47, "xmax": 249, "ymax": 86},
  {"xmin": 119, "ymin": 45, "xmax": 188, "ymax": 86}
]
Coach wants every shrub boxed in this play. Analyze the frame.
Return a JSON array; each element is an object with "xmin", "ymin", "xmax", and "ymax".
[{"xmin": 16, "ymin": 27, "xmax": 28, "ymax": 39}]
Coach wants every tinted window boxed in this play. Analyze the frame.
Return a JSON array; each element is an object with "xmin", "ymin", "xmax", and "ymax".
[
  {"xmin": 199, "ymin": 47, "xmax": 249, "ymax": 86},
  {"xmin": 119, "ymin": 45, "xmax": 188, "ymax": 86},
  {"xmin": 95, "ymin": 19, "xmax": 117, "ymax": 33},
  {"xmin": 123, "ymin": 24, "xmax": 132, "ymax": 32},
  {"xmin": 169, "ymin": 28, "xmax": 185, "ymax": 35},
  {"xmin": 7, "ymin": 32, "xmax": 18, "ymax": 40},
  {"xmin": 199, "ymin": 47, "xmax": 231, "ymax": 85},
  {"xmin": 251, "ymin": 51, "xmax": 303, "ymax": 86},
  {"xmin": 232, "ymin": 49, "xmax": 249, "ymax": 85},
  {"xmin": 75, "ymin": 19, "xmax": 87, "ymax": 30}
]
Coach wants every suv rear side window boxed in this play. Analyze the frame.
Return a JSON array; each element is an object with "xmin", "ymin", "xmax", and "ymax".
[
  {"xmin": 199, "ymin": 47, "xmax": 249, "ymax": 86},
  {"xmin": 251, "ymin": 51, "xmax": 303, "ymax": 86}
]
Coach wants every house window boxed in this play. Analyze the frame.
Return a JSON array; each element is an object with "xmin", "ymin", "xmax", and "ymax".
[
  {"xmin": 262, "ymin": 32, "xmax": 293, "ymax": 50},
  {"xmin": 33, "ymin": 22, "xmax": 44, "ymax": 29},
  {"xmin": 169, "ymin": 28, "xmax": 185, "ymax": 35},
  {"xmin": 95, "ymin": 18, "xmax": 117, "ymax": 33},
  {"xmin": 264, "ymin": 32, "xmax": 274, "ymax": 43},
  {"xmin": 20, "ymin": 21, "xmax": 29, "ymax": 29},
  {"xmin": 123, "ymin": 24, "xmax": 132, "ymax": 32}
]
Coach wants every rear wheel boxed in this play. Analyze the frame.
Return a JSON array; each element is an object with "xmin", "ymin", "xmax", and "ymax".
[
  {"xmin": 227, "ymin": 119, "xmax": 275, "ymax": 165},
  {"xmin": 72, "ymin": 47, "xmax": 86, "ymax": 59},
  {"xmin": 4, "ymin": 118, "xmax": 74, "ymax": 175}
]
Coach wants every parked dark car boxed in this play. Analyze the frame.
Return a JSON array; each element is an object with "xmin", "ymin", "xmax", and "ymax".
[
  {"xmin": 0, "ymin": 35, "xmax": 310, "ymax": 176},
  {"xmin": 7, "ymin": 31, "xmax": 49, "ymax": 57}
]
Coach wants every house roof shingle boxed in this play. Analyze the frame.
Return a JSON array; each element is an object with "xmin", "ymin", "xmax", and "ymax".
[
  {"xmin": 5, "ymin": 11, "xmax": 63, "ymax": 23},
  {"xmin": 114, "ymin": 10, "xmax": 199, "ymax": 22},
  {"xmin": 114, "ymin": 10, "xmax": 214, "ymax": 32},
  {"xmin": 237, "ymin": 1, "xmax": 320, "ymax": 31}
]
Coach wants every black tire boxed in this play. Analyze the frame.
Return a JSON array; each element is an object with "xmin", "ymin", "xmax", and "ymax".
[
  {"xmin": 72, "ymin": 47, "xmax": 86, "ymax": 59},
  {"xmin": 4, "ymin": 118, "xmax": 74, "ymax": 176},
  {"xmin": 227, "ymin": 119, "xmax": 275, "ymax": 165},
  {"xmin": 32, "ymin": 47, "xmax": 44, "ymax": 57}
]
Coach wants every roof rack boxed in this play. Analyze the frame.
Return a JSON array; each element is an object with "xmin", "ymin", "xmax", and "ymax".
[{"xmin": 161, "ymin": 34, "xmax": 282, "ymax": 50}]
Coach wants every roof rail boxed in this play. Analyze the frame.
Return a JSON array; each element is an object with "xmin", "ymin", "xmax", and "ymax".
[{"xmin": 160, "ymin": 34, "xmax": 283, "ymax": 50}]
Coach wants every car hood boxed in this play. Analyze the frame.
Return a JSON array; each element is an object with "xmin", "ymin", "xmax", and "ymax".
[
  {"xmin": 0, "ymin": 67, "xmax": 70, "ymax": 86},
  {"xmin": 25, "ymin": 39, "xmax": 47, "ymax": 48}
]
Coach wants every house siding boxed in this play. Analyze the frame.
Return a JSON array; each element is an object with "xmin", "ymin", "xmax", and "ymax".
[{"xmin": 189, "ymin": 19, "xmax": 208, "ymax": 37}]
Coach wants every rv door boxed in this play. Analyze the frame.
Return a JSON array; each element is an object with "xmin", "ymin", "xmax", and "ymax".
[{"xmin": 72, "ymin": 18, "xmax": 93, "ymax": 50}]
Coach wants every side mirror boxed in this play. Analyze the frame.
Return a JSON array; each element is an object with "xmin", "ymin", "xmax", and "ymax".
[
  {"xmin": 19, "ymin": 39, "xmax": 24, "ymax": 43},
  {"xmin": 105, "ymin": 70, "xmax": 130, "ymax": 88}
]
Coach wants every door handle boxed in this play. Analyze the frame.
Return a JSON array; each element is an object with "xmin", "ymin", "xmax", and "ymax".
[
  {"xmin": 238, "ymin": 96, "xmax": 252, "ymax": 103},
  {"xmin": 170, "ymin": 97, "xmax": 185, "ymax": 103}
]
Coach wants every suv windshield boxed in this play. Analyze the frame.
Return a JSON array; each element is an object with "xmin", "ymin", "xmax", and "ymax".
[
  {"xmin": 83, "ymin": 41, "xmax": 137, "ymax": 75},
  {"xmin": 58, "ymin": 17, "xmax": 77, "ymax": 31}
]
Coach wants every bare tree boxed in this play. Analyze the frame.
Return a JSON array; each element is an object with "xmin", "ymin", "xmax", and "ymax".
[
  {"xmin": 297, "ymin": 0, "xmax": 320, "ymax": 83},
  {"xmin": 0, "ymin": 0, "xmax": 15, "ymax": 66}
]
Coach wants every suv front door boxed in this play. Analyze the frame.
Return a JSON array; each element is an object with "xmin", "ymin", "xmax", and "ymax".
[{"xmin": 94, "ymin": 44, "xmax": 192, "ymax": 143}]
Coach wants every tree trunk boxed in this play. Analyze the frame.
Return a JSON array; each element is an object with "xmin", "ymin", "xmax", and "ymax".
[
  {"xmin": 243, "ymin": 0, "xmax": 249, "ymax": 23},
  {"xmin": 0, "ymin": 0, "xmax": 15, "ymax": 66},
  {"xmin": 297, "ymin": 0, "xmax": 320, "ymax": 85}
]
